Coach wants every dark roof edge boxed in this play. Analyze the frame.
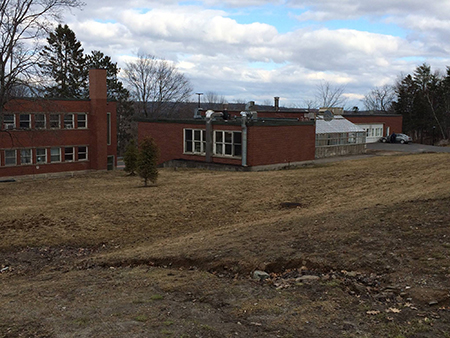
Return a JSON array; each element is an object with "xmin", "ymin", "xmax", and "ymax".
[
  {"xmin": 135, "ymin": 117, "xmax": 315, "ymax": 127},
  {"xmin": 343, "ymin": 113, "xmax": 402, "ymax": 117}
]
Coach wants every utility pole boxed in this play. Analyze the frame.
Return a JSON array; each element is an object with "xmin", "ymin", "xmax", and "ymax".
[{"xmin": 196, "ymin": 92, "xmax": 203, "ymax": 109}]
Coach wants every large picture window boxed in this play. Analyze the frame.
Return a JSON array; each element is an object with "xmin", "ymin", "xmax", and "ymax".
[
  {"xmin": 184, "ymin": 128, "xmax": 206, "ymax": 154},
  {"xmin": 214, "ymin": 131, "xmax": 242, "ymax": 157}
]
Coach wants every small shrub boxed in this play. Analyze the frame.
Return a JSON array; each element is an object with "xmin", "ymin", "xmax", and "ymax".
[
  {"xmin": 137, "ymin": 137, "xmax": 159, "ymax": 186},
  {"xmin": 124, "ymin": 139, "xmax": 138, "ymax": 175}
]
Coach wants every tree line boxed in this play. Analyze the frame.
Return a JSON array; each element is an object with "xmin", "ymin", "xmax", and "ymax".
[{"xmin": 363, "ymin": 64, "xmax": 450, "ymax": 143}]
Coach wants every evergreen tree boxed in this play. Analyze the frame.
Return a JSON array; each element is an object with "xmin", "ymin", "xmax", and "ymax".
[
  {"xmin": 124, "ymin": 139, "xmax": 138, "ymax": 176},
  {"xmin": 137, "ymin": 137, "xmax": 159, "ymax": 187},
  {"xmin": 395, "ymin": 64, "xmax": 448, "ymax": 141},
  {"xmin": 39, "ymin": 24, "xmax": 87, "ymax": 98}
]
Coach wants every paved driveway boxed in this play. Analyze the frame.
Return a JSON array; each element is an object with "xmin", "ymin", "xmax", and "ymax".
[{"xmin": 367, "ymin": 142, "xmax": 450, "ymax": 153}]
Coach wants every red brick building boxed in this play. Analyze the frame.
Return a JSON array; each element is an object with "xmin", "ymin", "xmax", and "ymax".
[
  {"xmin": 138, "ymin": 112, "xmax": 315, "ymax": 170},
  {"xmin": 343, "ymin": 113, "xmax": 403, "ymax": 143},
  {"xmin": 137, "ymin": 104, "xmax": 405, "ymax": 169},
  {"xmin": 0, "ymin": 69, "xmax": 117, "ymax": 179}
]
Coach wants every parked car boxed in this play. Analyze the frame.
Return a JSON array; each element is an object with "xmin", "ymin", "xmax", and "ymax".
[{"xmin": 380, "ymin": 133, "xmax": 412, "ymax": 144}]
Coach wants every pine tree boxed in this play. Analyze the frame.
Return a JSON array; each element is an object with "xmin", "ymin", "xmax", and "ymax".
[
  {"xmin": 124, "ymin": 139, "xmax": 138, "ymax": 176},
  {"xmin": 137, "ymin": 137, "xmax": 159, "ymax": 186},
  {"xmin": 39, "ymin": 24, "xmax": 87, "ymax": 98}
]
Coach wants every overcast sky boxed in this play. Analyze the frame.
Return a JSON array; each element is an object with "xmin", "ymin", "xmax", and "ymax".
[{"xmin": 63, "ymin": 0, "xmax": 450, "ymax": 108}]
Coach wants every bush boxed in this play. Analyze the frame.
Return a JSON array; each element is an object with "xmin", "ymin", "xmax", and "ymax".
[
  {"xmin": 137, "ymin": 137, "xmax": 159, "ymax": 186},
  {"xmin": 123, "ymin": 139, "xmax": 138, "ymax": 175}
]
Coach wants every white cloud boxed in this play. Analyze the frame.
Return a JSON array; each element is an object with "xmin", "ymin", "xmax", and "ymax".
[
  {"xmin": 60, "ymin": 0, "xmax": 450, "ymax": 108},
  {"xmin": 289, "ymin": 0, "xmax": 450, "ymax": 21}
]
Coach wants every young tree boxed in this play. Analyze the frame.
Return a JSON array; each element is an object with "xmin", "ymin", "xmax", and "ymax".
[
  {"xmin": 123, "ymin": 139, "xmax": 138, "ymax": 176},
  {"xmin": 39, "ymin": 24, "xmax": 87, "ymax": 98},
  {"xmin": 123, "ymin": 53, "xmax": 192, "ymax": 118},
  {"xmin": 0, "ymin": 0, "xmax": 83, "ymax": 122},
  {"xmin": 137, "ymin": 137, "xmax": 159, "ymax": 187}
]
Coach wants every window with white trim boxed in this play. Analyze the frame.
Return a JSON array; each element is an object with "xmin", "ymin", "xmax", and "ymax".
[
  {"xmin": 3, "ymin": 114, "xmax": 15, "ymax": 130},
  {"xmin": 107, "ymin": 112, "xmax": 111, "ymax": 145},
  {"xmin": 77, "ymin": 113, "xmax": 87, "ymax": 129},
  {"xmin": 64, "ymin": 114, "xmax": 74, "ymax": 129},
  {"xmin": 50, "ymin": 147, "xmax": 61, "ymax": 162},
  {"xmin": 184, "ymin": 128, "xmax": 206, "ymax": 154},
  {"xmin": 19, "ymin": 114, "xmax": 31, "ymax": 129},
  {"xmin": 5, "ymin": 150, "xmax": 16, "ymax": 166},
  {"xmin": 64, "ymin": 147, "xmax": 74, "ymax": 162},
  {"xmin": 36, "ymin": 148, "xmax": 47, "ymax": 164},
  {"xmin": 35, "ymin": 114, "xmax": 46, "ymax": 129},
  {"xmin": 77, "ymin": 146, "xmax": 88, "ymax": 161},
  {"xmin": 20, "ymin": 149, "xmax": 32, "ymax": 164},
  {"xmin": 214, "ymin": 131, "xmax": 242, "ymax": 157},
  {"xmin": 50, "ymin": 114, "xmax": 60, "ymax": 129}
]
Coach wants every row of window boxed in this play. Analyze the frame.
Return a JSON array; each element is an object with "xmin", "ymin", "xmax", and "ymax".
[
  {"xmin": 316, "ymin": 132, "xmax": 366, "ymax": 147},
  {"xmin": 2, "ymin": 113, "xmax": 87, "ymax": 130},
  {"xmin": 0, "ymin": 146, "xmax": 88, "ymax": 167},
  {"xmin": 184, "ymin": 129, "xmax": 242, "ymax": 158},
  {"xmin": 363, "ymin": 127, "xmax": 384, "ymax": 138}
]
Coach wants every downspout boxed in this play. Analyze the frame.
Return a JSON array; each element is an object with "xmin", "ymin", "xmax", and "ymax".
[
  {"xmin": 240, "ymin": 111, "xmax": 248, "ymax": 167},
  {"xmin": 205, "ymin": 110, "xmax": 223, "ymax": 163}
]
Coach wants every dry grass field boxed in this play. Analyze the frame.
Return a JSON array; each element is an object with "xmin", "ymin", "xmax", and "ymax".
[{"xmin": 1, "ymin": 152, "xmax": 450, "ymax": 337}]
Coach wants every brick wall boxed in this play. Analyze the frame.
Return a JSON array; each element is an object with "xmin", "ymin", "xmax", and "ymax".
[
  {"xmin": 0, "ymin": 69, "xmax": 117, "ymax": 178},
  {"xmin": 138, "ymin": 120, "xmax": 316, "ymax": 167},
  {"xmin": 138, "ymin": 121, "xmax": 242, "ymax": 166},
  {"xmin": 247, "ymin": 124, "xmax": 315, "ymax": 166},
  {"xmin": 344, "ymin": 115, "xmax": 403, "ymax": 134}
]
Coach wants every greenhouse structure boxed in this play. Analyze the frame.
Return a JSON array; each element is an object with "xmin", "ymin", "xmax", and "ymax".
[{"xmin": 315, "ymin": 113, "xmax": 366, "ymax": 159}]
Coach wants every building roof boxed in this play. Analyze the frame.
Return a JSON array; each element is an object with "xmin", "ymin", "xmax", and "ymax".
[{"xmin": 316, "ymin": 115, "xmax": 365, "ymax": 134}]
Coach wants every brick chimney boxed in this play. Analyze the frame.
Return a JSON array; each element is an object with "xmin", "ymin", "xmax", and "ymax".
[
  {"xmin": 89, "ymin": 69, "xmax": 107, "ymax": 101},
  {"xmin": 89, "ymin": 69, "xmax": 108, "ymax": 170}
]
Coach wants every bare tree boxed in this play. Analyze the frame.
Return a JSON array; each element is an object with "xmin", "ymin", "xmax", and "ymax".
[
  {"xmin": 362, "ymin": 85, "xmax": 395, "ymax": 112},
  {"xmin": 0, "ymin": 0, "xmax": 83, "ymax": 120},
  {"xmin": 202, "ymin": 91, "xmax": 227, "ymax": 110},
  {"xmin": 315, "ymin": 81, "xmax": 347, "ymax": 108},
  {"xmin": 123, "ymin": 53, "xmax": 192, "ymax": 118},
  {"xmin": 205, "ymin": 91, "xmax": 226, "ymax": 105},
  {"xmin": 303, "ymin": 98, "xmax": 318, "ymax": 110}
]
